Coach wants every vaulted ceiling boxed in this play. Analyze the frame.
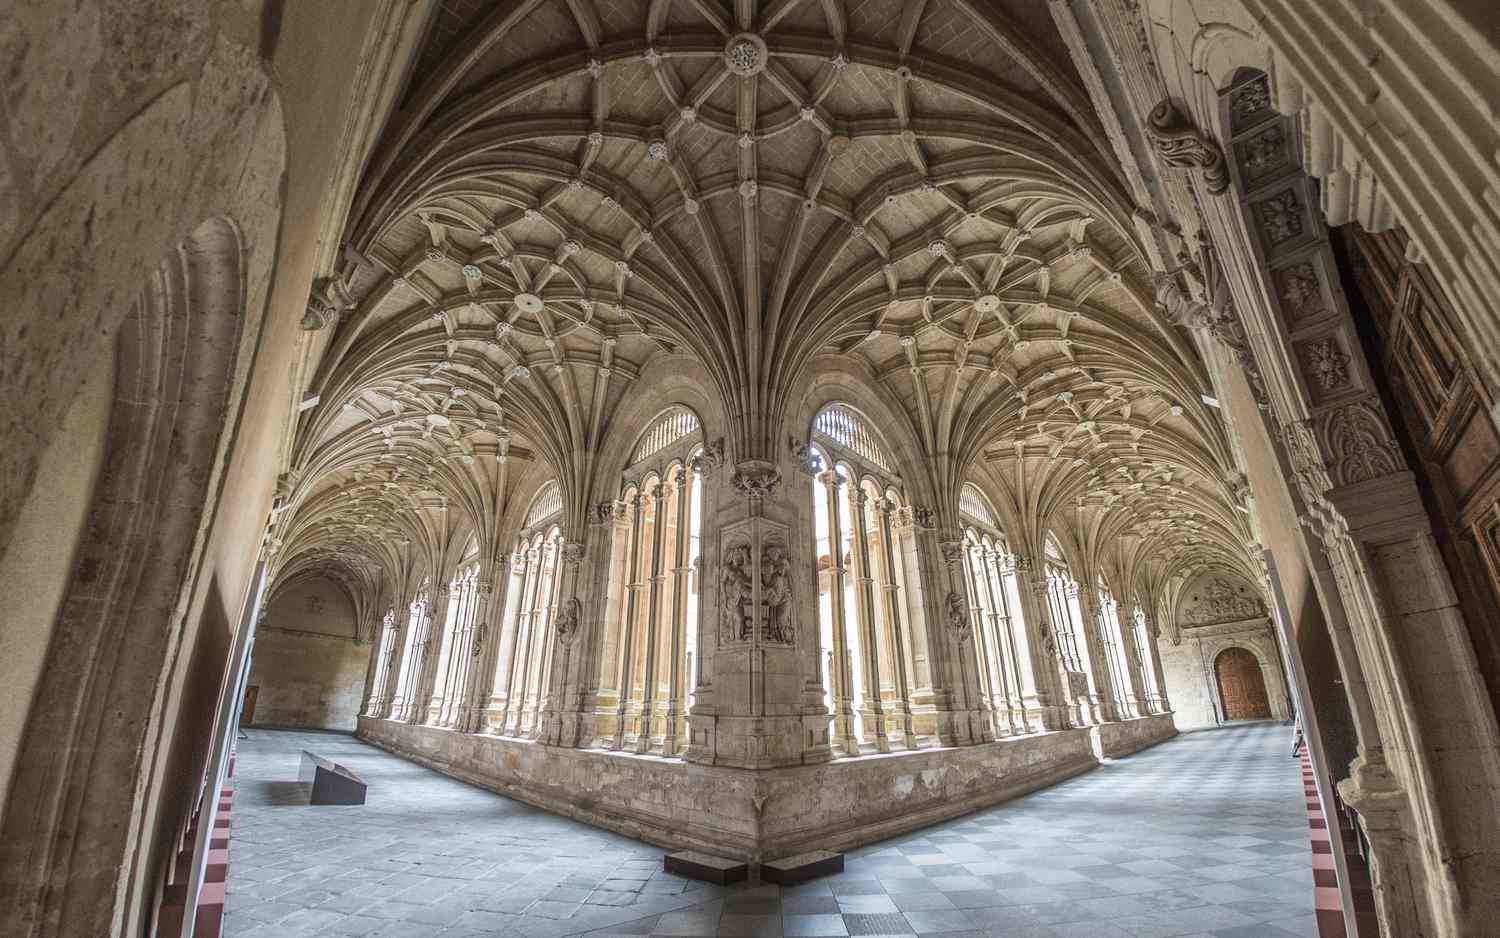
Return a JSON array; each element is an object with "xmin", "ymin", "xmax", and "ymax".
[{"xmin": 272, "ymin": 0, "xmax": 1256, "ymax": 611}]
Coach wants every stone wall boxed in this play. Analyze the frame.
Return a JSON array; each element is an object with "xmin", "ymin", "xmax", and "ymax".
[
  {"xmin": 1089, "ymin": 713, "xmax": 1178, "ymax": 759},
  {"xmin": 357, "ymin": 716, "xmax": 1112, "ymax": 860},
  {"xmin": 1159, "ymin": 622, "xmax": 1292, "ymax": 730},
  {"xmin": 247, "ymin": 629, "xmax": 370, "ymax": 731}
]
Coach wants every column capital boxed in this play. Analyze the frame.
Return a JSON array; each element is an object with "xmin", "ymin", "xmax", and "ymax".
[{"xmin": 730, "ymin": 459, "xmax": 781, "ymax": 498}]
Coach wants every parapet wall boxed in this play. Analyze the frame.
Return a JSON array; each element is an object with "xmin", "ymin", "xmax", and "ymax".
[{"xmin": 357, "ymin": 716, "xmax": 1173, "ymax": 860}]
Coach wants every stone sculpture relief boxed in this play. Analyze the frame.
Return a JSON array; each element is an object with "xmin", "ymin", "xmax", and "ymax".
[
  {"xmin": 1301, "ymin": 338, "xmax": 1352, "ymax": 393},
  {"xmin": 1146, "ymin": 98, "xmax": 1230, "ymax": 195},
  {"xmin": 1324, "ymin": 401, "xmax": 1403, "ymax": 486},
  {"xmin": 1254, "ymin": 188, "xmax": 1304, "ymax": 246},
  {"xmin": 555, "ymin": 597, "xmax": 582, "ymax": 645},
  {"xmin": 1183, "ymin": 577, "xmax": 1265, "ymax": 627},
  {"xmin": 721, "ymin": 540, "xmax": 755, "ymax": 644},
  {"xmin": 761, "ymin": 541, "xmax": 794, "ymax": 645},
  {"xmin": 1277, "ymin": 262, "xmax": 1325, "ymax": 324},
  {"xmin": 944, "ymin": 591, "xmax": 971, "ymax": 643}
]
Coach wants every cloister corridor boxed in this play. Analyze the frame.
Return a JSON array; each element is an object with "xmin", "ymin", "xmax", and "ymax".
[{"xmin": 222, "ymin": 724, "xmax": 1315, "ymax": 938}]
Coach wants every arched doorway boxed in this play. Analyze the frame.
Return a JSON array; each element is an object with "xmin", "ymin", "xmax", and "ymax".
[{"xmin": 1215, "ymin": 647, "xmax": 1272, "ymax": 721}]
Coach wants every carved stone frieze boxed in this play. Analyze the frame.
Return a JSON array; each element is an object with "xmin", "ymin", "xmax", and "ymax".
[
  {"xmin": 1298, "ymin": 337, "xmax": 1353, "ymax": 395},
  {"xmin": 721, "ymin": 536, "xmax": 754, "ymax": 644},
  {"xmin": 1235, "ymin": 123, "xmax": 1289, "ymax": 185},
  {"xmin": 301, "ymin": 276, "xmax": 354, "ymax": 330},
  {"xmin": 1182, "ymin": 577, "xmax": 1266, "ymax": 627},
  {"xmin": 1146, "ymin": 98, "xmax": 1230, "ymax": 195},
  {"xmin": 944, "ymin": 591, "xmax": 971, "ymax": 643},
  {"xmin": 1230, "ymin": 75, "xmax": 1272, "ymax": 130},
  {"xmin": 1252, "ymin": 187, "xmax": 1305, "ymax": 248},
  {"xmin": 555, "ymin": 596, "xmax": 581, "ymax": 645},
  {"xmin": 1323, "ymin": 399, "xmax": 1405, "ymax": 486},
  {"xmin": 691, "ymin": 438, "xmax": 726, "ymax": 476},
  {"xmin": 788, "ymin": 437, "xmax": 820, "ymax": 476},
  {"xmin": 1275, "ymin": 260, "xmax": 1326, "ymax": 325},
  {"xmin": 760, "ymin": 537, "xmax": 794, "ymax": 645},
  {"xmin": 730, "ymin": 460, "xmax": 781, "ymax": 499}
]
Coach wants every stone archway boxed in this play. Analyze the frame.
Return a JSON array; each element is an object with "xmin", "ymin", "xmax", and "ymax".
[
  {"xmin": 1214, "ymin": 647, "xmax": 1271, "ymax": 721},
  {"xmin": 0, "ymin": 218, "xmax": 255, "ymax": 938}
]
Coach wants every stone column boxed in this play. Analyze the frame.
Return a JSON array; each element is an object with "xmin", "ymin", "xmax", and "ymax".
[
  {"xmin": 524, "ymin": 539, "xmax": 563, "ymax": 738},
  {"xmin": 978, "ymin": 548, "xmax": 1021, "ymax": 735},
  {"xmin": 1067, "ymin": 583, "xmax": 1115, "ymax": 724},
  {"xmin": 633, "ymin": 482, "xmax": 669, "ymax": 753},
  {"xmin": 847, "ymin": 485, "xmax": 890, "ymax": 752},
  {"xmin": 684, "ymin": 458, "xmax": 829, "ymax": 768},
  {"xmin": 538, "ymin": 540, "xmax": 586, "ymax": 746},
  {"xmin": 662, "ymin": 467, "xmax": 694, "ymax": 755},
  {"xmin": 610, "ymin": 493, "xmax": 644, "ymax": 750},
  {"xmin": 484, "ymin": 553, "xmax": 526, "ymax": 732},
  {"xmin": 820, "ymin": 471, "xmax": 860, "ymax": 755},
  {"xmin": 937, "ymin": 538, "xmax": 993, "ymax": 745},
  {"xmin": 873, "ymin": 498, "xmax": 916, "ymax": 748},
  {"xmin": 457, "ymin": 569, "xmax": 502, "ymax": 732},
  {"xmin": 501, "ymin": 546, "xmax": 541, "ymax": 734},
  {"xmin": 1028, "ymin": 570, "xmax": 1078, "ymax": 728},
  {"xmin": 1142, "ymin": 614, "xmax": 1171, "ymax": 714}
]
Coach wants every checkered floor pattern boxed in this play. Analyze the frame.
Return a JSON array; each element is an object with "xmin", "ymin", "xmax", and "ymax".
[{"xmin": 224, "ymin": 723, "xmax": 1315, "ymax": 937}]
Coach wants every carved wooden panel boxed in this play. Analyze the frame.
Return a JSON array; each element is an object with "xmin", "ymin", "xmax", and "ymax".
[
  {"xmin": 1343, "ymin": 226, "xmax": 1500, "ymax": 714},
  {"xmin": 1215, "ymin": 647, "xmax": 1272, "ymax": 722}
]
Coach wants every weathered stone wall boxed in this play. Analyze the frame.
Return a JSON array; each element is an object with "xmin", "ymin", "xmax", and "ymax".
[
  {"xmin": 248, "ymin": 630, "xmax": 370, "ymax": 731},
  {"xmin": 1089, "ymin": 713, "xmax": 1178, "ymax": 759},
  {"xmin": 357, "ymin": 716, "xmax": 1110, "ymax": 860}
]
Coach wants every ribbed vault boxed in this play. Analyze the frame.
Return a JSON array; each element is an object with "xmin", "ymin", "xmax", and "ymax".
[{"xmin": 272, "ymin": 0, "xmax": 1258, "ymax": 620}]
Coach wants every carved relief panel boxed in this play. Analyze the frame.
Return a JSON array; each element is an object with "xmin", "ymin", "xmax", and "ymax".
[{"xmin": 718, "ymin": 518, "xmax": 797, "ymax": 648}]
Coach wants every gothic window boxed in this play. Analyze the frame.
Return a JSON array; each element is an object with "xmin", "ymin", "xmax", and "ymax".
[
  {"xmin": 526, "ymin": 481, "xmax": 563, "ymax": 529},
  {"xmin": 1094, "ymin": 573, "xmax": 1136, "ymax": 719},
  {"xmin": 959, "ymin": 484, "xmax": 995, "ymax": 528},
  {"xmin": 597, "ymin": 408, "xmax": 704, "ymax": 755},
  {"xmin": 631, "ymin": 407, "xmax": 700, "ymax": 465},
  {"xmin": 365, "ymin": 606, "xmax": 398, "ymax": 716},
  {"xmin": 814, "ymin": 403, "xmax": 892, "ymax": 472},
  {"xmin": 429, "ymin": 541, "xmax": 481, "ymax": 728},
  {"xmin": 1043, "ymin": 538, "xmax": 1089, "ymax": 678},
  {"xmin": 810, "ymin": 405, "xmax": 919, "ymax": 754},
  {"xmin": 390, "ymin": 579, "xmax": 431, "ymax": 720},
  {"xmin": 959, "ymin": 526, "xmax": 1031, "ymax": 737},
  {"xmin": 488, "ymin": 482, "xmax": 569, "ymax": 738}
]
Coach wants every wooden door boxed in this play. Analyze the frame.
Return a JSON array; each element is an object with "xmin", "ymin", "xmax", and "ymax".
[
  {"xmin": 1215, "ymin": 648, "xmax": 1271, "ymax": 721},
  {"xmin": 239, "ymin": 685, "xmax": 259, "ymax": 727}
]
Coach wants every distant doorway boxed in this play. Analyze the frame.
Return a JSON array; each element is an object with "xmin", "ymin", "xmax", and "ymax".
[
  {"xmin": 240, "ymin": 685, "xmax": 259, "ymax": 727},
  {"xmin": 1215, "ymin": 648, "xmax": 1271, "ymax": 721}
]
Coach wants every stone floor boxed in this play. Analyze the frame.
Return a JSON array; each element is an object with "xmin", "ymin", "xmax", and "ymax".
[{"xmin": 224, "ymin": 722, "xmax": 1316, "ymax": 938}]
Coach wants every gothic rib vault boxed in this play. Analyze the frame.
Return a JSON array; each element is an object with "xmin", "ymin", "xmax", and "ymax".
[{"xmin": 274, "ymin": 0, "xmax": 1256, "ymax": 655}]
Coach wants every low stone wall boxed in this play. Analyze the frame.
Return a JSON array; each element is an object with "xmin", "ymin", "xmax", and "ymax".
[
  {"xmin": 357, "ymin": 717, "xmax": 1102, "ymax": 860},
  {"xmin": 1089, "ymin": 713, "xmax": 1178, "ymax": 759}
]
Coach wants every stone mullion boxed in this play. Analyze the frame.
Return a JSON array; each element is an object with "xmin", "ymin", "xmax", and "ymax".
[
  {"xmin": 502, "ymin": 548, "xmax": 541, "ymax": 735},
  {"xmin": 998, "ymin": 559, "xmax": 1055, "ymax": 731},
  {"xmin": 1141, "ymin": 614, "xmax": 1170, "ymax": 714},
  {"xmin": 433, "ymin": 581, "xmax": 468, "ymax": 726},
  {"xmin": 485, "ymin": 554, "xmax": 527, "ymax": 732},
  {"xmin": 662, "ymin": 469, "xmax": 693, "ymax": 755},
  {"xmin": 458, "ymin": 569, "xmax": 502, "ymax": 733},
  {"xmin": 1039, "ymin": 577, "xmax": 1084, "ymax": 727},
  {"xmin": 524, "ymin": 540, "xmax": 562, "ymax": 737},
  {"xmin": 610, "ymin": 495, "xmax": 644, "ymax": 750},
  {"xmin": 1109, "ymin": 600, "xmax": 1147, "ymax": 719},
  {"xmin": 633, "ymin": 484, "xmax": 668, "ymax": 753},
  {"xmin": 1068, "ymin": 583, "xmax": 1116, "ymax": 724},
  {"xmin": 986, "ymin": 552, "xmax": 1026, "ymax": 733},
  {"xmin": 847, "ymin": 486, "xmax": 889, "ymax": 753},
  {"xmin": 406, "ymin": 587, "xmax": 448, "ymax": 724},
  {"xmin": 820, "ymin": 472, "xmax": 860, "ymax": 754},
  {"xmin": 1091, "ymin": 594, "xmax": 1129, "ymax": 722},
  {"xmin": 445, "ymin": 579, "xmax": 479, "ymax": 726},
  {"xmin": 975, "ymin": 550, "xmax": 1017, "ymax": 736},
  {"xmin": 963, "ymin": 547, "xmax": 1002, "ymax": 736},
  {"xmin": 379, "ymin": 601, "xmax": 415, "ymax": 719},
  {"xmin": 873, "ymin": 500, "xmax": 915, "ymax": 748},
  {"xmin": 942, "ymin": 541, "xmax": 993, "ymax": 746}
]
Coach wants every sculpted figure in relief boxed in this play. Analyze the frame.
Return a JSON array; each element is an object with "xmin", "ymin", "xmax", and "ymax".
[
  {"xmin": 721, "ymin": 542, "xmax": 754, "ymax": 643},
  {"xmin": 761, "ymin": 543, "xmax": 794, "ymax": 644}
]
